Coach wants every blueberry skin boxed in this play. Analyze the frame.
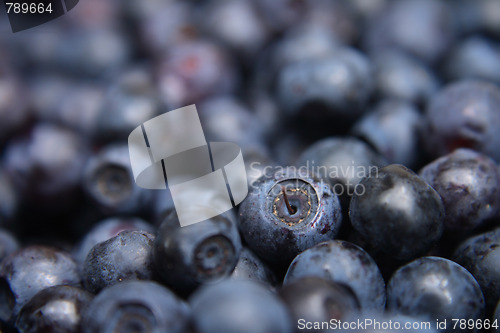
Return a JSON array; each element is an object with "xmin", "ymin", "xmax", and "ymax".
[
  {"xmin": 364, "ymin": 0, "xmax": 456, "ymax": 63},
  {"xmin": 229, "ymin": 247, "xmax": 276, "ymax": 286},
  {"xmin": 239, "ymin": 168, "xmax": 342, "ymax": 266},
  {"xmin": 279, "ymin": 276, "xmax": 360, "ymax": 332},
  {"xmin": 83, "ymin": 144, "xmax": 153, "ymax": 216},
  {"xmin": 420, "ymin": 149, "xmax": 500, "ymax": 233},
  {"xmin": 387, "ymin": 256, "xmax": 484, "ymax": 332},
  {"xmin": 190, "ymin": 279, "xmax": 293, "ymax": 333},
  {"xmin": 153, "ymin": 212, "xmax": 242, "ymax": 295},
  {"xmin": 349, "ymin": 164, "xmax": 444, "ymax": 261},
  {"xmin": 83, "ymin": 230, "xmax": 157, "ymax": 294},
  {"xmin": 296, "ymin": 137, "xmax": 386, "ymax": 198},
  {"xmin": 422, "ymin": 80, "xmax": 500, "ymax": 162},
  {"xmin": 15, "ymin": 285, "xmax": 93, "ymax": 333},
  {"xmin": 0, "ymin": 229, "xmax": 19, "ymax": 264},
  {"xmin": 372, "ymin": 51, "xmax": 439, "ymax": 105},
  {"xmin": 493, "ymin": 299, "xmax": 500, "ymax": 333},
  {"xmin": 284, "ymin": 240, "xmax": 386, "ymax": 311},
  {"xmin": 0, "ymin": 246, "xmax": 81, "ymax": 321},
  {"xmin": 82, "ymin": 281, "xmax": 190, "ymax": 333},
  {"xmin": 445, "ymin": 36, "xmax": 500, "ymax": 85},
  {"xmin": 352, "ymin": 100, "xmax": 423, "ymax": 169},
  {"xmin": 453, "ymin": 228, "xmax": 500, "ymax": 313},
  {"xmin": 0, "ymin": 169, "xmax": 19, "ymax": 226},
  {"xmin": 277, "ymin": 47, "xmax": 373, "ymax": 120},
  {"xmin": 73, "ymin": 217, "xmax": 155, "ymax": 264},
  {"xmin": 3, "ymin": 123, "xmax": 89, "ymax": 209}
]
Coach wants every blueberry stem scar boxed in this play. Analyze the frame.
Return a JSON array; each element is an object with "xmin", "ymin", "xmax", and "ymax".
[{"xmin": 281, "ymin": 185, "xmax": 297, "ymax": 214}]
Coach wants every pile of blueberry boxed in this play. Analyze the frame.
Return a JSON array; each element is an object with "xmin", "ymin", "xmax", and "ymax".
[{"xmin": 1, "ymin": 0, "xmax": 500, "ymax": 332}]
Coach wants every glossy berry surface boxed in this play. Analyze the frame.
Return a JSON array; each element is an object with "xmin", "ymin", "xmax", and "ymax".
[
  {"xmin": 0, "ymin": 246, "xmax": 81, "ymax": 320},
  {"xmin": 82, "ymin": 281, "xmax": 190, "ymax": 333},
  {"xmin": 190, "ymin": 279, "xmax": 292, "ymax": 333},
  {"xmin": 422, "ymin": 80, "xmax": 500, "ymax": 162},
  {"xmin": 387, "ymin": 256, "xmax": 484, "ymax": 331},
  {"xmin": 349, "ymin": 164, "xmax": 445, "ymax": 261},
  {"xmin": 279, "ymin": 276, "xmax": 360, "ymax": 330},
  {"xmin": 154, "ymin": 212, "xmax": 242, "ymax": 294},
  {"xmin": 420, "ymin": 149, "xmax": 500, "ymax": 233},
  {"xmin": 239, "ymin": 168, "xmax": 342, "ymax": 266},
  {"xmin": 15, "ymin": 285, "xmax": 93, "ymax": 333},
  {"xmin": 453, "ymin": 227, "xmax": 500, "ymax": 312},
  {"xmin": 284, "ymin": 240, "xmax": 386, "ymax": 311},
  {"xmin": 83, "ymin": 230, "xmax": 157, "ymax": 293}
]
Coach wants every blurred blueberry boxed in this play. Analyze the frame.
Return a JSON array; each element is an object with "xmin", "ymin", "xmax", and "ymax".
[
  {"xmin": 279, "ymin": 276, "xmax": 360, "ymax": 332},
  {"xmin": 422, "ymin": 80, "xmax": 500, "ymax": 162},
  {"xmin": 0, "ymin": 229, "xmax": 19, "ymax": 264},
  {"xmin": 349, "ymin": 164, "xmax": 444, "ymax": 261},
  {"xmin": 153, "ymin": 212, "xmax": 241, "ymax": 295},
  {"xmin": 372, "ymin": 51, "xmax": 439, "ymax": 105},
  {"xmin": 364, "ymin": 0, "xmax": 456, "ymax": 63},
  {"xmin": 352, "ymin": 100, "xmax": 423, "ymax": 168},
  {"xmin": 284, "ymin": 240, "xmax": 386, "ymax": 311},
  {"xmin": 420, "ymin": 149, "xmax": 500, "ymax": 233},
  {"xmin": 445, "ymin": 36, "xmax": 500, "ymax": 85},
  {"xmin": 190, "ymin": 279, "xmax": 293, "ymax": 333},
  {"xmin": 82, "ymin": 281, "xmax": 190, "ymax": 333},
  {"xmin": 15, "ymin": 285, "xmax": 93, "ymax": 333},
  {"xmin": 0, "ymin": 246, "xmax": 81, "ymax": 320},
  {"xmin": 0, "ymin": 72, "xmax": 29, "ymax": 145},
  {"xmin": 387, "ymin": 256, "xmax": 484, "ymax": 332},
  {"xmin": 83, "ymin": 230, "xmax": 157, "ymax": 293},
  {"xmin": 229, "ymin": 247, "xmax": 276, "ymax": 286},
  {"xmin": 239, "ymin": 168, "xmax": 342, "ymax": 266}
]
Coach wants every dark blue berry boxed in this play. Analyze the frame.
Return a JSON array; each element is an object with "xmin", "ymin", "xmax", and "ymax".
[
  {"xmin": 153, "ymin": 212, "xmax": 242, "ymax": 295},
  {"xmin": 229, "ymin": 247, "xmax": 276, "ymax": 286},
  {"xmin": 349, "ymin": 164, "xmax": 445, "ymax": 261},
  {"xmin": 387, "ymin": 256, "xmax": 484, "ymax": 331},
  {"xmin": 422, "ymin": 80, "xmax": 500, "ymax": 162},
  {"xmin": 284, "ymin": 240, "xmax": 386, "ymax": 311},
  {"xmin": 190, "ymin": 279, "xmax": 293, "ymax": 333},
  {"xmin": 0, "ymin": 229, "xmax": 19, "ymax": 264},
  {"xmin": 15, "ymin": 285, "xmax": 93, "ymax": 333},
  {"xmin": 83, "ymin": 230, "xmax": 157, "ymax": 293},
  {"xmin": 82, "ymin": 281, "xmax": 190, "ymax": 333},
  {"xmin": 239, "ymin": 168, "xmax": 342, "ymax": 266},
  {"xmin": 420, "ymin": 149, "xmax": 500, "ymax": 233},
  {"xmin": 0, "ymin": 246, "xmax": 81, "ymax": 320}
]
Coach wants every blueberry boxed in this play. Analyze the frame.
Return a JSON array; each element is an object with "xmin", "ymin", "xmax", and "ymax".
[
  {"xmin": 0, "ymin": 229, "xmax": 19, "ymax": 264},
  {"xmin": 83, "ymin": 230, "xmax": 157, "ymax": 293},
  {"xmin": 82, "ymin": 281, "xmax": 190, "ymax": 333},
  {"xmin": 15, "ymin": 285, "xmax": 93, "ymax": 333},
  {"xmin": 296, "ymin": 137, "xmax": 386, "ymax": 201},
  {"xmin": 284, "ymin": 240, "xmax": 386, "ymax": 311},
  {"xmin": 352, "ymin": 99, "xmax": 423, "ymax": 169},
  {"xmin": 93, "ymin": 66, "xmax": 162, "ymax": 144},
  {"xmin": 0, "ymin": 72, "xmax": 29, "ymax": 145},
  {"xmin": 0, "ymin": 169, "xmax": 19, "ymax": 227},
  {"xmin": 422, "ymin": 80, "xmax": 500, "ymax": 162},
  {"xmin": 4, "ymin": 123, "xmax": 89, "ymax": 210},
  {"xmin": 73, "ymin": 216, "xmax": 155, "ymax": 264},
  {"xmin": 453, "ymin": 227, "xmax": 500, "ymax": 313},
  {"xmin": 83, "ymin": 144, "xmax": 153, "ymax": 216},
  {"xmin": 190, "ymin": 279, "xmax": 293, "ymax": 333},
  {"xmin": 239, "ymin": 168, "xmax": 342, "ymax": 266},
  {"xmin": 445, "ymin": 36, "xmax": 500, "ymax": 85},
  {"xmin": 277, "ymin": 47, "xmax": 373, "ymax": 121},
  {"xmin": 279, "ymin": 276, "xmax": 360, "ymax": 331},
  {"xmin": 349, "ymin": 164, "xmax": 445, "ymax": 261},
  {"xmin": 364, "ymin": 0, "xmax": 456, "ymax": 63},
  {"xmin": 493, "ymin": 298, "xmax": 500, "ymax": 333},
  {"xmin": 153, "ymin": 212, "xmax": 242, "ymax": 295},
  {"xmin": 387, "ymin": 256, "xmax": 484, "ymax": 332},
  {"xmin": 229, "ymin": 247, "xmax": 276, "ymax": 286},
  {"xmin": 372, "ymin": 51, "xmax": 439, "ymax": 105},
  {"xmin": 156, "ymin": 40, "xmax": 238, "ymax": 108},
  {"xmin": 419, "ymin": 149, "xmax": 500, "ymax": 233},
  {"xmin": 0, "ymin": 246, "xmax": 81, "ymax": 320}
]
